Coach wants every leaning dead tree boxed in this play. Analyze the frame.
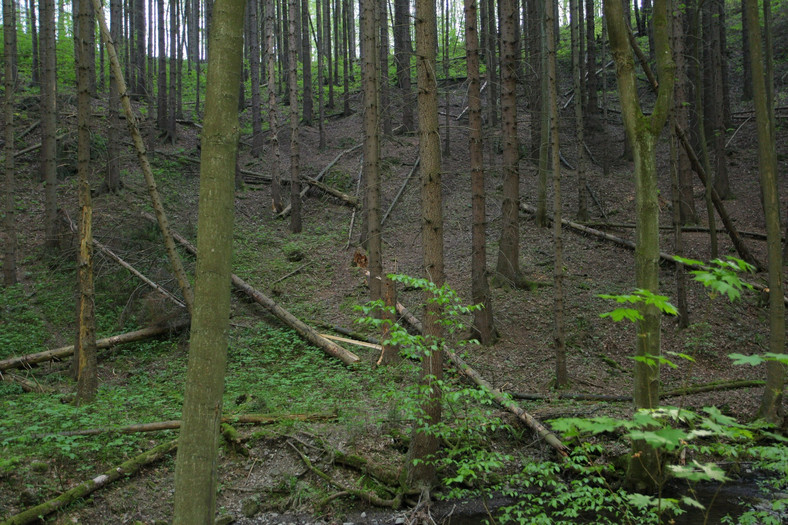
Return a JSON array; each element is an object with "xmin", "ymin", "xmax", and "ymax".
[
  {"xmin": 90, "ymin": 0, "xmax": 194, "ymax": 314},
  {"xmin": 141, "ymin": 212, "xmax": 361, "ymax": 366}
]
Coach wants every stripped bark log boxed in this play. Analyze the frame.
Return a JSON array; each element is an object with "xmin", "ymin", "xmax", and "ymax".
[
  {"xmin": 61, "ymin": 210, "xmax": 186, "ymax": 308},
  {"xmin": 0, "ymin": 439, "xmax": 178, "ymax": 525},
  {"xmin": 0, "ymin": 320, "xmax": 190, "ymax": 372},
  {"xmin": 277, "ymin": 143, "xmax": 363, "ymax": 218},
  {"xmin": 142, "ymin": 213, "xmax": 360, "ymax": 366}
]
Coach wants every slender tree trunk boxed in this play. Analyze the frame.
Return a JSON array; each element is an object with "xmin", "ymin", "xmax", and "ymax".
[
  {"xmin": 361, "ymin": 0, "xmax": 382, "ymax": 303},
  {"xmin": 42, "ymin": 0, "xmax": 59, "ymax": 250},
  {"xmin": 157, "ymin": 0, "xmax": 167, "ymax": 132},
  {"xmin": 495, "ymin": 0, "xmax": 523, "ymax": 287},
  {"xmin": 744, "ymin": 0, "xmax": 785, "ymax": 427},
  {"xmin": 407, "ymin": 0, "xmax": 444, "ymax": 493},
  {"xmin": 740, "ymin": 0, "xmax": 751, "ymax": 101},
  {"xmin": 172, "ymin": 1, "xmax": 246, "ymax": 522},
  {"xmin": 571, "ymin": 0, "xmax": 587, "ymax": 221},
  {"xmin": 265, "ymin": 0, "xmax": 283, "ymax": 212},
  {"xmin": 548, "ymin": 0, "xmax": 566, "ymax": 387},
  {"xmin": 105, "ymin": 0, "xmax": 123, "ymax": 193},
  {"xmin": 672, "ymin": 7, "xmax": 696, "ymax": 225},
  {"xmin": 394, "ymin": 0, "xmax": 413, "ymax": 131},
  {"xmin": 584, "ymin": 0, "xmax": 597, "ymax": 117},
  {"xmin": 324, "ymin": 0, "xmax": 333, "ymax": 108},
  {"xmin": 465, "ymin": 0, "xmax": 495, "ymax": 345},
  {"xmin": 168, "ymin": 0, "xmax": 178, "ymax": 142},
  {"xmin": 3, "ymin": 0, "xmax": 17, "ymax": 286},
  {"xmin": 535, "ymin": 0, "xmax": 549, "ymax": 226},
  {"xmin": 379, "ymin": 0, "xmax": 391, "ymax": 135},
  {"xmin": 249, "ymin": 0, "xmax": 263, "ymax": 157},
  {"xmin": 342, "ymin": 0, "xmax": 351, "ymax": 115},
  {"xmin": 605, "ymin": 0, "xmax": 675, "ymax": 492},
  {"xmin": 317, "ymin": 0, "xmax": 326, "ymax": 147},
  {"xmin": 29, "ymin": 0, "xmax": 40, "ymax": 85},
  {"xmin": 484, "ymin": 0, "xmax": 497, "ymax": 127},
  {"xmin": 441, "ymin": 0, "xmax": 450, "ymax": 155},
  {"xmin": 289, "ymin": 0, "xmax": 303, "ymax": 233},
  {"xmin": 75, "ymin": 0, "xmax": 98, "ymax": 404},
  {"xmin": 302, "ymin": 0, "xmax": 313, "ymax": 124},
  {"xmin": 135, "ymin": 0, "xmax": 146, "ymax": 97}
]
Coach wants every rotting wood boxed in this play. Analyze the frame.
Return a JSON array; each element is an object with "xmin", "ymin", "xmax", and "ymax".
[
  {"xmin": 303, "ymin": 175, "xmax": 358, "ymax": 207},
  {"xmin": 60, "ymin": 210, "xmax": 186, "ymax": 308},
  {"xmin": 271, "ymin": 263, "xmax": 309, "ymax": 285},
  {"xmin": 0, "ymin": 320, "xmax": 190, "ymax": 372},
  {"xmin": 520, "ymin": 202, "xmax": 788, "ymax": 306},
  {"xmin": 581, "ymin": 221, "xmax": 776, "ymax": 241},
  {"xmin": 142, "ymin": 213, "xmax": 361, "ymax": 366},
  {"xmin": 382, "ymin": 157, "xmax": 420, "ymax": 226},
  {"xmin": 288, "ymin": 441, "xmax": 404, "ymax": 508},
  {"xmin": 278, "ymin": 143, "xmax": 363, "ymax": 219},
  {"xmin": 35, "ymin": 412, "xmax": 338, "ymax": 439},
  {"xmin": 0, "ymin": 439, "xmax": 178, "ymax": 525},
  {"xmin": 661, "ymin": 380, "xmax": 766, "ymax": 398},
  {"xmin": 511, "ymin": 392, "xmax": 632, "ymax": 402},
  {"xmin": 12, "ymin": 133, "xmax": 71, "ymax": 158},
  {"xmin": 91, "ymin": 1, "xmax": 195, "ymax": 314}
]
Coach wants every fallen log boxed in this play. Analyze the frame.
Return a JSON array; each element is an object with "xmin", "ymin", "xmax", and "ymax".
[
  {"xmin": 36, "ymin": 412, "xmax": 338, "ymax": 439},
  {"xmin": 445, "ymin": 348, "xmax": 569, "ymax": 456},
  {"xmin": 144, "ymin": 214, "xmax": 360, "ymax": 366},
  {"xmin": 303, "ymin": 175, "xmax": 358, "ymax": 207},
  {"xmin": 319, "ymin": 333, "xmax": 382, "ymax": 350},
  {"xmin": 510, "ymin": 380, "xmax": 766, "ymax": 403},
  {"xmin": 581, "ymin": 222, "xmax": 776, "ymax": 242},
  {"xmin": 520, "ymin": 202, "xmax": 788, "ymax": 307},
  {"xmin": 278, "ymin": 143, "xmax": 363, "ymax": 218},
  {"xmin": 61, "ymin": 210, "xmax": 186, "ymax": 308},
  {"xmin": 382, "ymin": 157, "xmax": 420, "ymax": 226},
  {"xmin": 0, "ymin": 372, "xmax": 52, "ymax": 393},
  {"xmin": 0, "ymin": 320, "xmax": 190, "ymax": 372},
  {"xmin": 386, "ymin": 293, "xmax": 568, "ymax": 456},
  {"xmin": 0, "ymin": 439, "xmax": 178, "ymax": 525}
]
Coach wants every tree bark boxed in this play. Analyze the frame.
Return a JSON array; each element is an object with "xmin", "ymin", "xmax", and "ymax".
[
  {"xmin": 41, "ymin": 0, "xmax": 59, "ymax": 250},
  {"xmin": 605, "ymin": 0, "xmax": 675, "ymax": 492},
  {"xmin": 744, "ymin": 0, "xmax": 786, "ymax": 427},
  {"xmin": 157, "ymin": 0, "xmax": 167, "ymax": 133},
  {"xmin": 289, "ymin": 0, "xmax": 303, "ymax": 233},
  {"xmin": 249, "ymin": 0, "xmax": 264, "ymax": 157},
  {"xmin": 407, "ymin": 0, "xmax": 444, "ymax": 492},
  {"xmin": 172, "ymin": 0, "xmax": 246, "ymax": 522},
  {"xmin": 465, "ymin": 0, "xmax": 495, "ymax": 345},
  {"xmin": 265, "ymin": 0, "xmax": 283, "ymax": 212},
  {"xmin": 394, "ymin": 0, "xmax": 413, "ymax": 131},
  {"xmin": 3, "ymin": 0, "xmax": 17, "ymax": 287},
  {"xmin": 301, "ymin": 0, "xmax": 313, "ymax": 124}
]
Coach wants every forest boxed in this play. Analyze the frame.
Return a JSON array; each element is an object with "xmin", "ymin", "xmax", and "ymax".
[{"xmin": 1, "ymin": 0, "xmax": 787, "ymax": 523}]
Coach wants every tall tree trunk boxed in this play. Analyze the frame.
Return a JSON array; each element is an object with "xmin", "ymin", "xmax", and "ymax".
[
  {"xmin": 571, "ymin": 0, "xmax": 587, "ymax": 221},
  {"xmin": 324, "ymin": 0, "xmax": 333, "ymax": 108},
  {"xmin": 407, "ymin": 0, "xmax": 444, "ymax": 492},
  {"xmin": 157, "ymin": 0, "xmax": 167, "ymax": 132},
  {"xmin": 441, "ymin": 0, "xmax": 450, "ymax": 155},
  {"xmin": 342, "ymin": 0, "xmax": 351, "ymax": 115},
  {"xmin": 265, "ymin": 0, "xmax": 283, "ymax": 213},
  {"xmin": 484, "ymin": 0, "xmax": 497, "ymax": 127},
  {"xmin": 605, "ymin": 0, "xmax": 675, "ymax": 492},
  {"xmin": 302, "ymin": 0, "xmax": 313, "ymax": 124},
  {"xmin": 495, "ymin": 0, "xmax": 523, "ymax": 287},
  {"xmin": 135, "ymin": 0, "xmax": 146, "ymax": 97},
  {"xmin": 289, "ymin": 0, "xmax": 303, "ymax": 233},
  {"xmin": 465, "ymin": 0, "xmax": 495, "ymax": 345},
  {"xmin": 394, "ymin": 0, "xmax": 413, "ymax": 131},
  {"xmin": 316, "ymin": 0, "xmax": 326, "ymax": 147},
  {"xmin": 744, "ymin": 0, "xmax": 785, "ymax": 427},
  {"xmin": 361, "ymin": 0, "xmax": 382, "ymax": 304},
  {"xmin": 584, "ymin": 0, "xmax": 597, "ymax": 117},
  {"xmin": 75, "ymin": 0, "xmax": 98, "ymax": 404},
  {"xmin": 546, "ymin": 0, "xmax": 566, "ymax": 388},
  {"xmin": 172, "ymin": 1, "xmax": 246, "ymax": 522},
  {"xmin": 379, "ymin": 0, "xmax": 391, "ymax": 135},
  {"xmin": 673, "ymin": 6, "xmax": 696, "ymax": 225},
  {"xmin": 168, "ymin": 0, "xmax": 178, "ymax": 142},
  {"xmin": 29, "ymin": 0, "xmax": 40, "ymax": 85},
  {"xmin": 3, "ymin": 0, "xmax": 17, "ymax": 286},
  {"xmin": 106, "ymin": 0, "xmax": 123, "ymax": 193},
  {"xmin": 526, "ymin": 0, "xmax": 541, "ymax": 162},
  {"xmin": 740, "ymin": 0, "xmax": 751, "ymax": 101},
  {"xmin": 249, "ymin": 0, "xmax": 263, "ymax": 157},
  {"xmin": 42, "ymin": 0, "xmax": 59, "ymax": 250}
]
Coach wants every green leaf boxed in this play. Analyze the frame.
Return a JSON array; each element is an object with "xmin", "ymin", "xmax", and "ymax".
[{"xmin": 728, "ymin": 353, "xmax": 765, "ymax": 366}]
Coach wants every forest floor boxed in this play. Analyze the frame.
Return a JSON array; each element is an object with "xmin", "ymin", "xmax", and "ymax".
[{"xmin": 1, "ymin": 76, "xmax": 787, "ymax": 525}]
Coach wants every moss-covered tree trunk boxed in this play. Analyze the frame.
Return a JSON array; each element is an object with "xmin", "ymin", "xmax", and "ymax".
[
  {"xmin": 171, "ymin": 0, "xmax": 246, "ymax": 522},
  {"xmin": 744, "ymin": 0, "xmax": 785, "ymax": 427},
  {"xmin": 604, "ymin": 0, "xmax": 675, "ymax": 492}
]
